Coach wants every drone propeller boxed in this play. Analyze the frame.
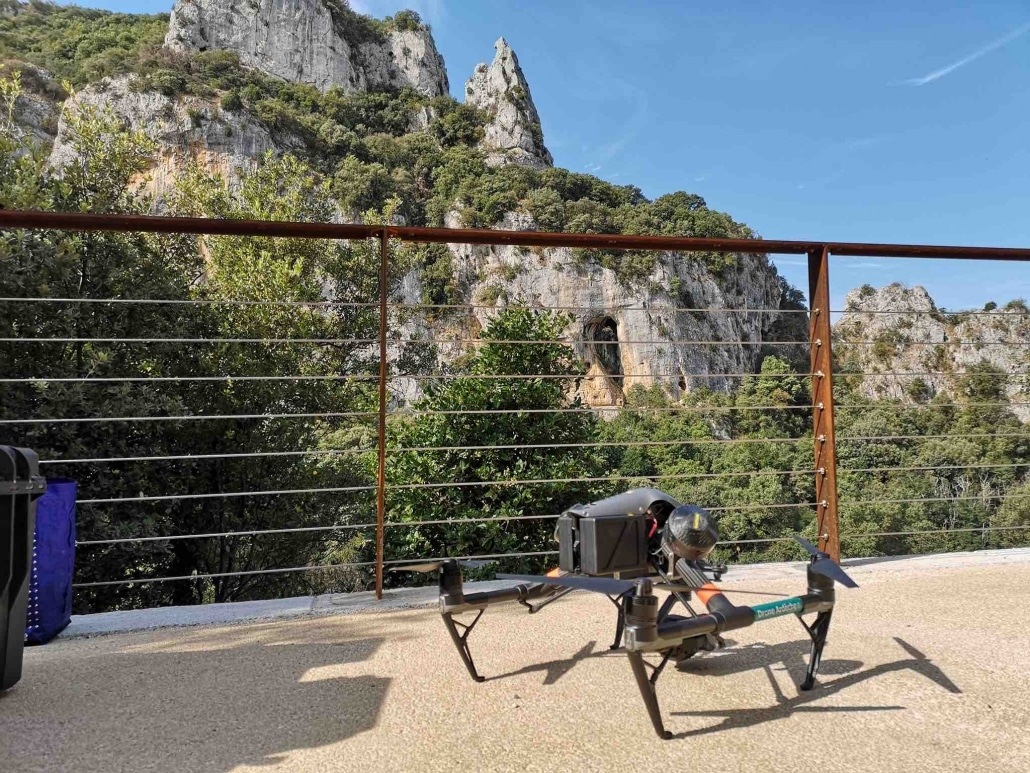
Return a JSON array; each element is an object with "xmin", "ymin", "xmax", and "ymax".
[
  {"xmin": 390, "ymin": 559, "xmax": 495, "ymax": 574},
  {"xmin": 496, "ymin": 573, "xmax": 638, "ymax": 594},
  {"xmin": 794, "ymin": 536, "xmax": 859, "ymax": 589}
]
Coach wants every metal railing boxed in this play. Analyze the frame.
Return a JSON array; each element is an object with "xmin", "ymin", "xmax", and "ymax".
[{"xmin": 2, "ymin": 209, "xmax": 1029, "ymax": 611}]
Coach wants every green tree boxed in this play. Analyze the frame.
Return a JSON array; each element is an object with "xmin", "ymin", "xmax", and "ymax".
[{"xmin": 383, "ymin": 307, "xmax": 609, "ymax": 579}]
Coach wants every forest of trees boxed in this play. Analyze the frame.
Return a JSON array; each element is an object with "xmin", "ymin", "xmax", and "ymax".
[{"xmin": 2, "ymin": 57, "xmax": 1029, "ymax": 615}]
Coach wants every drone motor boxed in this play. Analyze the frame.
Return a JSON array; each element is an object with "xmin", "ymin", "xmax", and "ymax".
[{"xmin": 661, "ymin": 504, "xmax": 719, "ymax": 561}]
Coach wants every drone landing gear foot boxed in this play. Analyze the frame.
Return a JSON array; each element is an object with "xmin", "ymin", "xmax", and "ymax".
[
  {"xmin": 442, "ymin": 609, "xmax": 486, "ymax": 682},
  {"xmin": 797, "ymin": 609, "xmax": 833, "ymax": 691},
  {"xmin": 628, "ymin": 650, "xmax": 674, "ymax": 740}
]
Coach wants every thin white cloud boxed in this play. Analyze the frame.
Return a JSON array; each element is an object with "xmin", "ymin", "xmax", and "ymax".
[
  {"xmin": 840, "ymin": 261, "xmax": 886, "ymax": 270},
  {"xmin": 901, "ymin": 21, "xmax": 1030, "ymax": 86}
]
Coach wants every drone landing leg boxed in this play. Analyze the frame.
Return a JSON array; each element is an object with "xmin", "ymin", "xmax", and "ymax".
[
  {"xmin": 607, "ymin": 592, "xmax": 635, "ymax": 650},
  {"xmin": 797, "ymin": 609, "xmax": 833, "ymax": 691},
  {"xmin": 442, "ymin": 609, "xmax": 486, "ymax": 682},
  {"xmin": 656, "ymin": 593, "xmax": 678, "ymax": 621},
  {"xmin": 628, "ymin": 650, "xmax": 674, "ymax": 740}
]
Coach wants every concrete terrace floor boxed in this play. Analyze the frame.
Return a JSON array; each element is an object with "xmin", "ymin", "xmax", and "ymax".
[{"xmin": 2, "ymin": 550, "xmax": 1029, "ymax": 773}]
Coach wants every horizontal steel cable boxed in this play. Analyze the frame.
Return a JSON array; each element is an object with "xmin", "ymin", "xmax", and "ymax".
[
  {"xmin": 72, "ymin": 562, "xmax": 379, "ymax": 587},
  {"xmin": 387, "ymin": 469, "xmax": 815, "ymax": 492},
  {"xmin": 40, "ymin": 436, "xmax": 806, "ymax": 465},
  {"xmin": 76, "ymin": 515, "xmax": 561, "ymax": 546},
  {"xmin": 840, "ymin": 462, "xmax": 1030, "ymax": 474},
  {"xmin": 839, "ymin": 340, "xmax": 1030, "ymax": 347},
  {"xmin": 0, "ymin": 296, "xmax": 378, "ymax": 307},
  {"xmin": 71, "ymin": 551, "xmax": 560, "ymax": 588},
  {"xmin": 399, "ymin": 338, "xmax": 810, "ymax": 346},
  {"xmin": 837, "ymin": 370, "xmax": 1030, "ymax": 378},
  {"xmin": 712, "ymin": 524, "xmax": 1030, "ymax": 545},
  {"xmin": 404, "ymin": 404, "xmax": 812, "ymax": 416},
  {"xmin": 41, "ymin": 448, "xmax": 377, "ymax": 465},
  {"xmin": 841, "ymin": 525, "xmax": 1030, "ymax": 538},
  {"xmin": 2, "ymin": 336, "xmax": 810, "ymax": 346},
  {"xmin": 1, "ymin": 337, "xmax": 378, "ymax": 344},
  {"xmin": 400, "ymin": 372, "xmax": 813, "ymax": 380},
  {"xmin": 0, "ymin": 411, "xmax": 377, "ymax": 425},
  {"xmin": 0, "ymin": 374, "xmax": 375, "ymax": 384},
  {"xmin": 76, "ymin": 468, "xmax": 814, "ymax": 505},
  {"xmin": 0, "ymin": 371, "xmax": 814, "ymax": 384},
  {"xmin": 853, "ymin": 493, "xmax": 1030, "ymax": 507},
  {"xmin": 839, "ymin": 431, "xmax": 1028, "ymax": 442},
  {"xmin": 834, "ymin": 402, "xmax": 1030, "ymax": 412},
  {"xmin": 77, "ymin": 485, "xmax": 376, "ymax": 504},
  {"xmin": 389, "ymin": 302, "xmax": 806, "ymax": 314},
  {"xmin": 389, "ymin": 439, "xmax": 808, "ymax": 454},
  {"xmin": 706, "ymin": 502, "xmax": 818, "ymax": 512},
  {"xmin": 830, "ymin": 308, "xmax": 1030, "ymax": 317},
  {"xmin": 76, "ymin": 522, "xmax": 379, "ymax": 546}
]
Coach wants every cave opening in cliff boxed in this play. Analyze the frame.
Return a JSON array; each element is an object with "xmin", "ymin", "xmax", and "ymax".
[{"xmin": 584, "ymin": 316, "xmax": 623, "ymax": 389}]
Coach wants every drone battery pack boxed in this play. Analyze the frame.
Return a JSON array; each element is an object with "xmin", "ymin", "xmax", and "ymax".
[{"xmin": 580, "ymin": 514, "xmax": 649, "ymax": 575}]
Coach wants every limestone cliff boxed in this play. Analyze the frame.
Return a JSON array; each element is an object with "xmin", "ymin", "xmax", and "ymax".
[
  {"xmin": 464, "ymin": 38, "xmax": 552, "ymax": 168},
  {"xmin": 391, "ymin": 210, "xmax": 805, "ymax": 409},
  {"xmin": 48, "ymin": 75, "xmax": 303, "ymax": 204},
  {"xmin": 834, "ymin": 283, "xmax": 1030, "ymax": 418},
  {"xmin": 164, "ymin": 0, "xmax": 449, "ymax": 96}
]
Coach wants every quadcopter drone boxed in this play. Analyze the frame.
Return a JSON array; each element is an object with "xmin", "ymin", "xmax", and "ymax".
[{"xmin": 394, "ymin": 487, "xmax": 858, "ymax": 739}]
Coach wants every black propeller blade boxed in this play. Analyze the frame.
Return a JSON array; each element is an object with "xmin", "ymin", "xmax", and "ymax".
[
  {"xmin": 496, "ymin": 573, "xmax": 640, "ymax": 595},
  {"xmin": 794, "ymin": 536, "xmax": 859, "ymax": 588},
  {"xmin": 390, "ymin": 559, "xmax": 495, "ymax": 574}
]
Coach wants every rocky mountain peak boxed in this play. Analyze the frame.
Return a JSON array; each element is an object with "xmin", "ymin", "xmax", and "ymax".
[
  {"xmin": 164, "ymin": 0, "xmax": 449, "ymax": 96},
  {"xmin": 834, "ymin": 282, "xmax": 1030, "ymax": 418},
  {"xmin": 464, "ymin": 37, "xmax": 552, "ymax": 169}
]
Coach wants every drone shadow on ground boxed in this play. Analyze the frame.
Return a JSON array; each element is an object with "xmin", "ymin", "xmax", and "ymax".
[
  {"xmin": 483, "ymin": 640, "xmax": 608, "ymax": 685},
  {"xmin": 668, "ymin": 637, "xmax": 960, "ymax": 740}
]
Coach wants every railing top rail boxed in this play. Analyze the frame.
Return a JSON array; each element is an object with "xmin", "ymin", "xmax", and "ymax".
[{"xmin": 4, "ymin": 209, "xmax": 1030, "ymax": 261}]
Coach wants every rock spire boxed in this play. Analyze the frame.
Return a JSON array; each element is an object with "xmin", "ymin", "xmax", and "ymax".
[{"xmin": 464, "ymin": 37, "xmax": 552, "ymax": 168}]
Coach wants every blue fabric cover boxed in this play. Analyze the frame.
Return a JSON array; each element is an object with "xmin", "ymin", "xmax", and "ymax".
[{"xmin": 25, "ymin": 479, "xmax": 76, "ymax": 645}]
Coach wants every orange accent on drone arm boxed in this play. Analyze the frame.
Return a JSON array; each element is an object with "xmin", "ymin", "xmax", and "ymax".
[
  {"xmin": 696, "ymin": 583, "xmax": 724, "ymax": 608},
  {"xmin": 546, "ymin": 567, "xmax": 562, "ymax": 577}
]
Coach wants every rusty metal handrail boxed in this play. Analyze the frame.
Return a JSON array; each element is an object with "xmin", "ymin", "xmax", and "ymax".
[{"xmin": 4, "ymin": 208, "xmax": 1030, "ymax": 260}]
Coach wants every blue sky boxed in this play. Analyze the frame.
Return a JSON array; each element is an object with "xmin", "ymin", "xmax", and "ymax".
[{"xmin": 58, "ymin": 1, "xmax": 1030, "ymax": 311}]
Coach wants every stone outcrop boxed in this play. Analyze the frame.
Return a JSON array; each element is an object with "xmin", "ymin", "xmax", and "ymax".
[
  {"xmin": 48, "ymin": 75, "xmax": 304, "ymax": 204},
  {"xmin": 464, "ymin": 38, "xmax": 552, "ymax": 168},
  {"xmin": 164, "ymin": 0, "xmax": 449, "ymax": 96},
  {"xmin": 834, "ymin": 283, "xmax": 1030, "ymax": 419},
  {"xmin": 6, "ymin": 64, "xmax": 61, "ymax": 147},
  {"xmin": 391, "ymin": 210, "xmax": 805, "ymax": 409}
]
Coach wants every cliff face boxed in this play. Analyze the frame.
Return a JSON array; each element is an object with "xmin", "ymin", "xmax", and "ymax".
[
  {"xmin": 165, "ymin": 0, "xmax": 449, "ymax": 96},
  {"xmin": 464, "ymin": 38, "xmax": 552, "ymax": 169},
  {"xmin": 391, "ymin": 210, "xmax": 805, "ymax": 409},
  {"xmin": 834, "ymin": 283, "xmax": 1030, "ymax": 418},
  {"xmin": 48, "ymin": 75, "xmax": 303, "ymax": 203}
]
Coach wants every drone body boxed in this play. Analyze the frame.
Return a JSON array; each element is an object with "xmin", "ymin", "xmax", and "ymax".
[{"xmin": 396, "ymin": 487, "xmax": 857, "ymax": 739}]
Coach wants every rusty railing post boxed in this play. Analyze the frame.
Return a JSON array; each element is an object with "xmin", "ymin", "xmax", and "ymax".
[
  {"xmin": 808, "ymin": 245, "xmax": 841, "ymax": 560},
  {"xmin": 375, "ymin": 228, "xmax": 389, "ymax": 600}
]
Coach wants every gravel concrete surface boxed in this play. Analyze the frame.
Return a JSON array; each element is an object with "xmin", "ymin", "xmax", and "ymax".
[{"xmin": 2, "ymin": 551, "xmax": 1028, "ymax": 773}]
